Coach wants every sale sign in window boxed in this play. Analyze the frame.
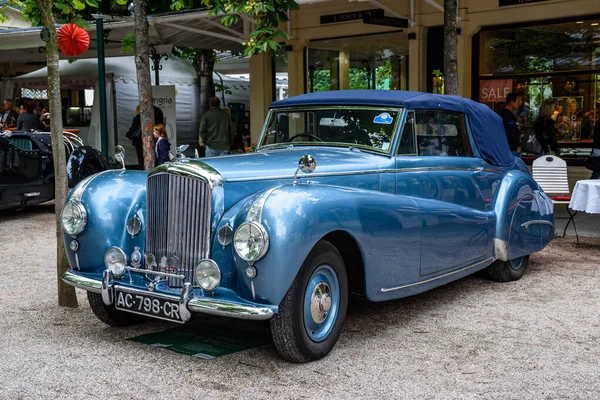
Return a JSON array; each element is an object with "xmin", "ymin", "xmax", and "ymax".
[{"xmin": 479, "ymin": 79, "xmax": 513, "ymax": 103}]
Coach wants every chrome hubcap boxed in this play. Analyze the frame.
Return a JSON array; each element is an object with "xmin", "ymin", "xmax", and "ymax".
[{"xmin": 310, "ymin": 282, "xmax": 331, "ymax": 323}]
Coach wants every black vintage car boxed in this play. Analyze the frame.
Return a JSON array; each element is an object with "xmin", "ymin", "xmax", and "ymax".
[{"xmin": 0, "ymin": 130, "xmax": 109, "ymax": 210}]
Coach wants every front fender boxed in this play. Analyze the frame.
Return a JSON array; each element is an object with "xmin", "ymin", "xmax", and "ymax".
[
  {"xmin": 63, "ymin": 170, "xmax": 148, "ymax": 274},
  {"xmin": 493, "ymin": 171, "xmax": 554, "ymax": 260},
  {"xmin": 67, "ymin": 145, "xmax": 111, "ymax": 188},
  {"xmin": 230, "ymin": 184, "xmax": 421, "ymax": 306}
]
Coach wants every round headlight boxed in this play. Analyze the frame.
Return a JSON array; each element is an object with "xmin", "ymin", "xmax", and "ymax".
[
  {"xmin": 233, "ymin": 221, "xmax": 269, "ymax": 262},
  {"xmin": 195, "ymin": 259, "xmax": 221, "ymax": 291},
  {"xmin": 61, "ymin": 200, "xmax": 87, "ymax": 236},
  {"xmin": 104, "ymin": 246, "xmax": 127, "ymax": 277},
  {"xmin": 126, "ymin": 216, "xmax": 142, "ymax": 237}
]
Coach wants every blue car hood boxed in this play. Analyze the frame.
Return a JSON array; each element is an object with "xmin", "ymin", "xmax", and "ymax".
[{"xmin": 195, "ymin": 147, "xmax": 388, "ymax": 181}]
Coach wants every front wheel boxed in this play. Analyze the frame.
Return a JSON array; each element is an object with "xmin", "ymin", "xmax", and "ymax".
[
  {"xmin": 486, "ymin": 255, "xmax": 529, "ymax": 282},
  {"xmin": 270, "ymin": 240, "xmax": 348, "ymax": 363},
  {"xmin": 87, "ymin": 292, "xmax": 147, "ymax": 327}
]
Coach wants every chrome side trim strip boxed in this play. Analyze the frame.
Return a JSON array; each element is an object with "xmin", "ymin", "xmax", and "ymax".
[
  {"xmin": 62, "ymin": 270, "xmax": 102, "ymax": 293},
  {"xmin": 380, "ymin": 257, "xmax": 494, "ymax": 293},
  {"xmin": 521, "ymin": 220, "xmax": 555, "ymax": 229},
  {"xmin": 226, "ymin": 166, "xmax": 504, "ymax": 183},
  {"xmin": 494, "ymin": 238, "xmax": 508, "ymax": 262}
]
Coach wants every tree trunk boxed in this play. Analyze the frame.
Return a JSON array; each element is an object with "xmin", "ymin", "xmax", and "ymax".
[
  {"xmin": 194, "ymin": 49, "xmax": 215, "ymax": 115},
  {"xmin": 133, "ymin": 0, "xmax": 155, "ymax": 170},
  {"xmin": 444, "ymin": 0, "xmax": 459, "ymax": 96},
  {"xmin": 35, "ymin": 0, "xmax": 78, "ymax": 307},
  {"xmin": 193, "ymin": 49, "xmax": 214, "ymax": 157}
]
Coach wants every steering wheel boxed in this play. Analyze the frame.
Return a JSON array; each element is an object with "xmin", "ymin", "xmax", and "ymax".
[{"xmin": 289, "ymin": 133, "xmax": 323, "ymax": 142}]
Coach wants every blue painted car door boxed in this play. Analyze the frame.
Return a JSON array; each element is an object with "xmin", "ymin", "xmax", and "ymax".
[{"xmin": 395, "ymin": 110, "xmax": 491, "ymax": 277}]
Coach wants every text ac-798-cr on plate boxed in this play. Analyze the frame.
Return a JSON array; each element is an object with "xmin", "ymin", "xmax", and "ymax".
[{"xmin": 114, "ymin": 288, "xmax": 184, "ymax": 323}]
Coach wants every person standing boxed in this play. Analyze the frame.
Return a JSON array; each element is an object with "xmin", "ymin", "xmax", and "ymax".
[
  {"xmin": 533, "ymin": 100, "xmax": 559, "ymax": 156},
  {"xmin": 199, "ymin": 97, "xmax": 236, "ymax": 157},
  {"xmin": 1, "ymin": 99, "xmax": 19, "ymax": 128},
  {"xmin": 153, "ymin": 124, "xmax": 171, "ymax": 166},
  {"xmin": 591, "ymin": 115, "xmax": 600, "ymax": 179},
  {"xmin": 499, "ymin": 93, "xmax": 521, "ymax": 158},
  {"xmin": 126, "ymin": 105, "xmax": 164, "ymax": 170},
  {"xmin": 16, "ymin": 103, "xmax": 41, "ymax": 131}
]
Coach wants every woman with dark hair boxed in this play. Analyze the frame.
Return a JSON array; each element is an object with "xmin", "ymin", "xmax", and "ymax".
[
  {"xmin": 590, "ymin": 114, "xmax": 600, "ymax": 179},
  {"xmin": 153, "ymin": 123, "xmax": 171, "ymax": 166},
  {"xmin": 534, "ymin": 100, "xmax": 559, "ymax": 156}
]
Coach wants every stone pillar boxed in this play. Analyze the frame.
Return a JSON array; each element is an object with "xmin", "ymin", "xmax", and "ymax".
[
  {"xmin": 407, "ymin": 26, "xmax": 427, "ymax": 92},
  {"xmin": 458, "ymin": 23, "xmax": 480, "ymax": 98},
  {"xmin": 287, "ymin": 40, "xmax": 309, "ymax": 97},
  {"xmin": 338, "ymin": 48, "xmax": 350, "ymax": 90},
  {"xmin": 249, "ymin": 52, "xmax": 273, "ymax": 144}
]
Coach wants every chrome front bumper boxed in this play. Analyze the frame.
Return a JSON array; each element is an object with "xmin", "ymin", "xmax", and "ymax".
[{"xmin": 62, "ymin": 270, "xmax": 275, "ymax": 321}]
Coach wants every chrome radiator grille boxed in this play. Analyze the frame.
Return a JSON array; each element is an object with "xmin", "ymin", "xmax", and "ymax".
[{"xmin": 145, "ymin": 173, "xmax": 212, "ymax": 287}]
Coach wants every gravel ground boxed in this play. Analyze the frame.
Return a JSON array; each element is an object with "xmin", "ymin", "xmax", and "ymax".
[{"xmin": 1, "ymin": 203, "xmax": 599, "ymax": 400}]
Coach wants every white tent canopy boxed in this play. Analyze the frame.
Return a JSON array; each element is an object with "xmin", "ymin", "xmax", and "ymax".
[{"xmin": 2, "ymin": 56, "xmax": 250, "ymax": 164}]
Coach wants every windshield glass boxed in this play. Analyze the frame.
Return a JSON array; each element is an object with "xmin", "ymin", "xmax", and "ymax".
[{"xmin": 259, "ymin": 107, "xmax": 402, "ymax": 154}]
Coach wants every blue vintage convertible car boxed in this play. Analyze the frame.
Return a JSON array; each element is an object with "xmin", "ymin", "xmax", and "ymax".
[{"xmin": 61, "ymin": 91, "xmax": 554, "ymax": 362}]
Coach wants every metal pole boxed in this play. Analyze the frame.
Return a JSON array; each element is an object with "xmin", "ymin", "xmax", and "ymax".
[{"xmin": 96, "ymin": 18, "xmax": 108, "ymax": 158}]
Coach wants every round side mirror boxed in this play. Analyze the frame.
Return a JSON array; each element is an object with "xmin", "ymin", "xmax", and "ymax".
[{"xmin": 298, "ymin": 154, "xmax": 316, "ymax": 174}]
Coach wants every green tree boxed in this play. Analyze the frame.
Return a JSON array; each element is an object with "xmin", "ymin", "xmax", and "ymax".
[
  {"xmin": 199, "ymin": 0, "xmax": 299, "ymax": 56},
  {"xmin": 2, "ymin": 0, "xmax": 100, "ymax": 308}
]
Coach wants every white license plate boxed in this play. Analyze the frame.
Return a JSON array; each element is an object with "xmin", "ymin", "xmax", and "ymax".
[{"xmin": 114, "ymin": 289, "xmax": 184, "ymax": 323}]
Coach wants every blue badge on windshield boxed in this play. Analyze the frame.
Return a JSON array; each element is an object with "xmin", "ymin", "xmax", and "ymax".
[{"xmin": 373, "ymin": 113, "xmax": 393, "ymax": 124}]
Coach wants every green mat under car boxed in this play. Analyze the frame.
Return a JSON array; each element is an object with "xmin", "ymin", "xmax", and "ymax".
[{"xmin": 129, "ymin": 319, "xmax": 271, "ymax": 359}]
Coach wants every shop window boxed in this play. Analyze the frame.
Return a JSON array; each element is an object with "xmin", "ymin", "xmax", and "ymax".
[
  {"xmin": 478, "ymin": 19, "xmax": 600, "ymax": 146},
  {"xmin": 307, "ymin": 49, "xmax": 339, "ymax": 92},
  {"xmin": 480, "ymin": 21, "xmax": 600, "ymax": 76},
  {"xmin": 307, "ymin": 32, "xmax": 408, "ymax": 92}
]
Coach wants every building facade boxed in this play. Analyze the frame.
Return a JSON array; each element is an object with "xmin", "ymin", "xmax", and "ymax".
[{"xmin": 249, "ymin": 0, "xmax": 600, "ymax": 141}]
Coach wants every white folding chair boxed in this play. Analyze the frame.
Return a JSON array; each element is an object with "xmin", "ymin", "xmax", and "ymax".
[{"xmin": 532, "ymin": 155, "xmax": 579, "ymax": 243}]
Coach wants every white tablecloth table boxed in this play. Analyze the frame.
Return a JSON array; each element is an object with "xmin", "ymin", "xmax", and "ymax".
[{"xmin": 569, "ymin": 180, "xmax": 600, "ymax": 214}]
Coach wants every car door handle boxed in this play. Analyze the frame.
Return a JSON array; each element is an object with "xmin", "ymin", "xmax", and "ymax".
[{"xmin": 473, "ymin": 167, "xmax": 485, "ymax": 174}]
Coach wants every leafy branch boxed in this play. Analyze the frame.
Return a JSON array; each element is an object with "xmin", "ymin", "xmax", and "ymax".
[{"xmin": 200, "ymin": 0, "xmax": 299, "ymax": 56}]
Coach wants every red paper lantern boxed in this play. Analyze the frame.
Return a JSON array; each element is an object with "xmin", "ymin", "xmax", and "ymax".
[{"xmin": 57, "ymin": 23, "xmax": 90, "ymax": 57}]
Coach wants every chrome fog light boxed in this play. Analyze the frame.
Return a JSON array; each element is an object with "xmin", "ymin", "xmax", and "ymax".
[
  {"xmin": 61, "ymin": 200, "xmax": 87, "ymax": 236},
  {"xmin": 126, "ymin": 216, "xmax": 142, "ymax": 237},
  {"xmin": 104, "ymin": 246, "xmax": 127, "ymax": 277},
  {"xmin": 233, "ymin": 221, "xmax": 269, "ymax": 262},
  {"xmin": 195, "ymin": 259, "xmax": 221, "ymax": 291}
]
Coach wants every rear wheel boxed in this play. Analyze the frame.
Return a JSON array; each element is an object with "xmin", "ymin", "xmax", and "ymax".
[
  {"xmin": 87, "ymin": 292, "xmax": 147, "ymax": 327},
  {"xmin": 270, "ymin": 240, "xmax": 348, "ymax": 362},
  {"xmin": 486, "ymin": 255, "xmax": 529, "ymax": 282}
]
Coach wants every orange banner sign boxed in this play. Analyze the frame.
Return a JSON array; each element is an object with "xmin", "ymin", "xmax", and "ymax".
[{"xmin": 480, "ymin": 79, "xmax": 513, "ymax": 103}]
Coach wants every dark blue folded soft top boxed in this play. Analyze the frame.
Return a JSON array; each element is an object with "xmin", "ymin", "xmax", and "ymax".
[{"xmin": 270, "ymin": 90, "xmax": 514, "ymax": 167}]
